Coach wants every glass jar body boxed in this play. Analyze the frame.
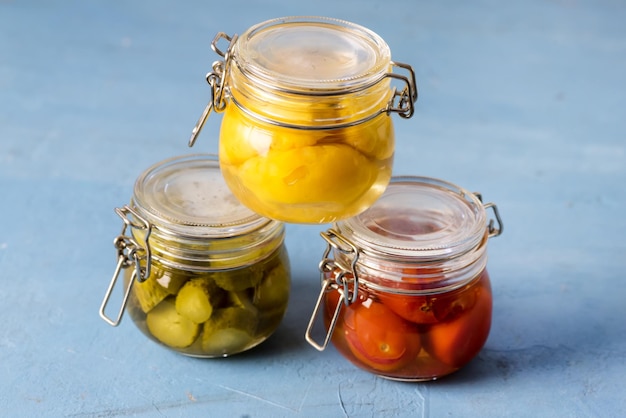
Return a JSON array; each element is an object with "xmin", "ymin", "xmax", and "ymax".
[
  {"xmin": 305, "ymin": 175, "xmax": 503, "ymax": 380},
  {"xmin": 208, "ymin": 16, "xmax": 409, "ymax": 224},
  {"xmin": 100, "ymin": 154, "xmax": 294, "ymax": 357},
  {"xmin": 323, "ymin": 268, "xmax": 491, "ymax": 381},
  {"xmin": 219, "ymin": 105, "xmax": 394, "ymax": 223},
  {"xmin": 125, "ymin": 243, "xmax": 290, "ymax": 358}
]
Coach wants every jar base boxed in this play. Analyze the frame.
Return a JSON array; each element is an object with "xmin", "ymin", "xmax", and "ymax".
[{"xmin": 378, "ymin": 374, "xmax": 440, "ymax": 382}]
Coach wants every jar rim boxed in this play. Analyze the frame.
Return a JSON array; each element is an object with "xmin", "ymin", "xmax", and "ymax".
[
  {"xmin": 335, "ymin": 176, "xmax": 488, "ymax": 261},
  {"xmin": 233, "ymin": 16, "xmax": 392, "ymax": 93},
  {"xmin": 132, "ymin": 154, "xmax": 275, "ymax": 238}
]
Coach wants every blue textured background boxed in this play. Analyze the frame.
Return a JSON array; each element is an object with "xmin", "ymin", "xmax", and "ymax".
[{"xmin": 1, "ymin": 1, "xmax": 624, "ymax": 417}]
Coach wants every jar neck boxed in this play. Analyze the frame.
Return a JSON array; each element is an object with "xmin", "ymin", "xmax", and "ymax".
[
  {"xmin": 333, "ymin": 231, "xmax": 489, "ymax": 295},
  {"xmin": 131, "ymin": 208, "xmax": 285, "ymax": 272},
  {"xmin": 226, "ymin": 65, "xmax": 393, "ymax": 128}
]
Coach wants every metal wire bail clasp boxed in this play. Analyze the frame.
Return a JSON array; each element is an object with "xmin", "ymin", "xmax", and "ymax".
[
  {"xmin": 386, "ymin": 61, "xmax": 418, "ymax": 119},
  {"xmin": 474, "ymin": 192, "xmax": 504, "ymax": 238},
  {"xmin": 305, "ymin": 229, "xmax": 360, "ymax": 351},
  {"xmin": 188, "ymin": 32, "xmax": 239, "ymax": 148},
  {"xmin": 99, "ymin": 206, "xmax": 152, "ymax": 327}
]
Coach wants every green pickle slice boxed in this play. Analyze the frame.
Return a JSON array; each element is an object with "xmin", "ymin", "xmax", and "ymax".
[
  {"xmin": 133, "ymin": 275, "xmax": 169, "ymax": 314},
  {"xmin": 201, "ymin": 307, "xmax": 259, "ymax": 355},
  {"xmin": 213, "ymin": 265, "xmax": 264, "ymax": 292},
  {"xmin": 154, "ymin": 270, "xmax": 187, "ymax": 295},
  {"xmin": 146, "ymin": 297, "xmax": 200, "ymax": 348},
  {"xmin": 131, "ymin": 269, "xmax": 189, "ymax": 314},
  {"xmin": 254, "ymin": 263, "xmax": 290, "ymax": 310},
  {"xmin": 229, "ymin": 290, "xmax": 259, "ymax": 314},
  {"xmin": 175, "ymin": 278, "xmax": 224, "ymax": 324}
]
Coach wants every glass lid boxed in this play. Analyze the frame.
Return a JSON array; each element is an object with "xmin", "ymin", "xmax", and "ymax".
[
  {"xmin": 132, "ymin": 154, "xmax": 269, "ymax": 237},
  {"xmin": 336, "ymin": 176, "xmax": 487, "ymax": 260},
  {"xmin": 234, "ymin": 16, "xmax": 391, "ymax": 92}
]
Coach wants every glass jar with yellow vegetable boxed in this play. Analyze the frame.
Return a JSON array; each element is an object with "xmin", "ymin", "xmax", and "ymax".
[
  {"xmin": 189, "ymin": 16, "xmax": 418, "ymax": 223},
  {"xmin": 99, "ymin": 154, "xmax": 290, "ymax": 357}
]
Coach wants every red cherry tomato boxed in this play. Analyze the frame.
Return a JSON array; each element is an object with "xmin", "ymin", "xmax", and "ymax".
[
  {"xmin": 381, "ymin": 285, "xmax": 480, "ymax": 325},
  {"xmin": 377, "ymin": 292, "xmax": 438, "ymax": 324},
  {"xmin": 342, "ymin": 296, "xmax": 421, "ymax": 372},
  {"xmin": 379, "ymin": 268, "xmax": 491, "ymax": 326},
  {"xmin": 423, "ymin": 283, "xmax": 492, "ymax": 368},
  {"xmin": 373, "ymin": 265, "xmax": 442, "ymax": 324}
]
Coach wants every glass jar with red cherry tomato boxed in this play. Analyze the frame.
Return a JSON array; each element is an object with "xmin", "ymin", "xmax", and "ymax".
[{"xmin": 305, "ymin": 176, "xmax": 503, "ymax": 381}]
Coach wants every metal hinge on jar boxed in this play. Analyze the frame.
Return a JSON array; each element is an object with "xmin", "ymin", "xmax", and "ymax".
[
  {"xmin": 99, "ymin": 206, "xmax": 153, "ymax": 326},
  {"xmin": 305, "ymin": 229, "xmax": 360, "ymax": 351},
  {"xmin": 386, "ymin": 61, "xmax": 418, "ymax": 119},
  {"xmin": 188, "ymin": 32, "xmax": 238, "ymax": 147}
]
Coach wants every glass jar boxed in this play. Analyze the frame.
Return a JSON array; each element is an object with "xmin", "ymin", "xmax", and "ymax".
[
  {"xmin": 188, "ymin": 16, "xmax": 418, "ymax": 223},
  {"xmin": 305, "ymin": 176, "xmax": 503, "ymax": 380},
  {"xmin": 100, "ymin": 154, "xmax": 290, "ymax": 357}
]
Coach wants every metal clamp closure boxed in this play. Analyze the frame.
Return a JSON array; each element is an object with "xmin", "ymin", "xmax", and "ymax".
[
  {"xmin": 189, "ymin": 33, "xmax": 419, "ymax": 146},
  {"xmin": 99, "ymin": 205, "xmax": 152, "ymax": 326},
  {"xmin": 318, "ymin": 229, "xmax": 360, "ymax": 304},
  {"xmin": 305, "ymin": 229, "xmax": 359, "ymax": 351},
  {"xmin": 386, "ymin": 61, "xmax": 418, "ymax": 119},
  {"xmin": 188, "ymin": 32, "xmax": 238, "ymax": 147},
  {"xmin": 484, "ymin": 202, "xmax": 503, "ymax": 238},
  {"xmin": 474, "ymin": 192, "xmax": 504, "ymax": 238}
]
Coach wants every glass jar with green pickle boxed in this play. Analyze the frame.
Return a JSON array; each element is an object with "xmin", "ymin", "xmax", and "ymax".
[{"xmin": 100, "ymin": 154, "xmax": 290, "ymax": 357}]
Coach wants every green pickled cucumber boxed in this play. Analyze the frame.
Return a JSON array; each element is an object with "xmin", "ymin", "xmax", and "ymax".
[
  {"xmin": 201, "ymin": 307, "xmax": 258, "ymax": 354},
  {"xmin": 213, "ymin": 267, "xmax": 263, "ymax": 292},
  {"xmin": 146, "ymin": 298, "xmax": 200, "ymax": 348},
  {"xmin": 201, "ymin": 329, "xmax": 255, "ymax": 356},
  {"xmin": 254, "ymin": 263, "xmax": 290, "ymax": 310},
  {"xmin": 228, "ymin": 290, "xmax": 258, "ymax": 314},
  {"xmin": 154, "ymin": 270, "xmax": 187, "ymax": 295},
  {"xmin": 175, "ymin": 278, "xmax": 223, "ymax": 324},
  {"xmin": 133, "ymin": 275, "xmax": 169, "ymax": 314}
]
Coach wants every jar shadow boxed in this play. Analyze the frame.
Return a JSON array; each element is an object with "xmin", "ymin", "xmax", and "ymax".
[{"xmin": 427, "ymin": 294, "xmax": 624, "ymax": 386}]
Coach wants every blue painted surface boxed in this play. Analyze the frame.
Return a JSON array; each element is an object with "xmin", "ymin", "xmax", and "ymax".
[{"xmin": 1, "ymin": 0, "xmax": 625, "ymax": 417}]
